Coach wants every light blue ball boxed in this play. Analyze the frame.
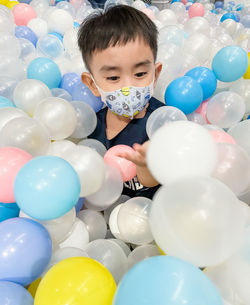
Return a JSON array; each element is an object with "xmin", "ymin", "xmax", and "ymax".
[
  {"xmin": 185, "ymin": 67, "xmax": 217, "ymax": 100},
  {"xmin": 27, "ymin": 57, "xmax": 61, "ymax": 89},
  {"xmin": 0, "ymin": 96, "xmax": 15, "ymax": 108},
  {"xmin": 0, "ymin": 218, "xmax": 52, "ymax": 286},
  {"xmin": 164, "ymin": 76, "xmax": 203, "ymax": 114},
  {"xmin": 0, "ymin": 202, "xmax": 19, "ymax": 222},
  {"xmin": 212, "ymin": 46, "xmax": 249, "ymax": 82},
  {"xmin": 0, "ymin": 281, "xmax": 34, "ymax": 305},
  {"xmin": 113, "ymin": 256, "xmax": 223, "ymax": 305},
  {"xmin": 14, "ymin": 156, "xmax": 81, "ymax": 220}
]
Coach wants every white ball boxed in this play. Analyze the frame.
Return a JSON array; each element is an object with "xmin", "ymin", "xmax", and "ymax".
[
  {"xmin": 157, "ymin": 9, "xmax": 178, "ymax": 26},
  {"xmin": 47, "ymin": 9, "xmax": 74, "ymax": 35},
  {"xmin": 27, "ymin": 18, "xmax": 48, "ymax": 38},
  {"xmin": 47, "ymin": 140, "xmax": 76, "ymax": 158},
  {"xmin": 0, "ymin": 107, "xmax": 28, "ymax": 131},
  {"xmin": 147, "ymin": 121, "xmax": 218, "ymax": 185}
]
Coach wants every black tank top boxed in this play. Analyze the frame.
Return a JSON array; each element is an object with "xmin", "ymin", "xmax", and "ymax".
[{"xmin": 88, "ymin": 97, "xmax": 164, "ymax": 199}]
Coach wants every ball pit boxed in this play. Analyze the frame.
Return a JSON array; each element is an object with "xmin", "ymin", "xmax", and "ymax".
[{"xmin": 1, "ymin": 0, "xmax": 250, "ymax": 304}]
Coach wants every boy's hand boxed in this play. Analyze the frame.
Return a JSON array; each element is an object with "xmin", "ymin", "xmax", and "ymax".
[{"xmin": 118, "ymin": 141, "xmax": 149, "ymax": 168}]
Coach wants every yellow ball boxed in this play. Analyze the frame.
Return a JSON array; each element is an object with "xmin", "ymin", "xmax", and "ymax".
[
  {"xmin": 243, "ymin": 53, "xmax": 250, "ymax": 79},
  {"xmin": 0, "ymin": 0, "xmax": 8, "ymax": 5},
  {"xmin": 28, "ymin": 277, "xmax": 41, "ymax": 298},
  {"xmin": 34, "ymin": 257, "xmax": 116, "ymax": 305},
  {"xmin": 6, "ymin": 0, "xmax": 19, "ymax": 9}
]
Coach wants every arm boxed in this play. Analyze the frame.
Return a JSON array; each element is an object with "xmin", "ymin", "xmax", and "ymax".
[{"xmin": 119, "ymin": 141, "xmax": 159, "ymax": 187}]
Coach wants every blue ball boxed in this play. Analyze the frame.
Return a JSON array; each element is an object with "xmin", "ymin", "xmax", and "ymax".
[
  {"xmin": 185, "ymin": 67, "xmax": 217, "ymax": 100},
  {"xmin": 15, "ymin": 26, "xmax": 38, "ymax": 46},
  {"xmin": 164, "ymin": 76, "xmax": 203, "ymax": 114},
  {"xmin": 48, "ymin": 31, "xmax": 64, "ymax": 42},
  {"xmin": 220, "ymin": 12, "xmax": 236, "ymax": 22},
  {"xmin": 241, "ymin": 14, "xmax": 250, "ymax": 27},
  {"xmin": 74, "ymin": 21, "xmax": 80, "ymax": 28},
  {"xmin": 0, "ymin": 202, "xmax": 20, "ymax": 222},
  {"xmin": 60, "ymin": 72, "xmax": 81, "ymax": 95},
  {"xmin": 27, "ymin": 57, "xmax": 61, "ymax": 89},
  {"xmin": 0, "ymin": 217, "xmax": 52, "ymax": 286},
  {"xmin": 171, "ymin": 0, "xmax": 181, "ymax": 3},
  {"xmin": 14, "ymin": 156, "xmax": 81, "ymax": 220},
  {"xmin": 113, "ymin": 256, "xmax": 223, "ymax": 305},
  {"xmin": 0, "ymin": 96, "xmax": 15, "ymax": 108},
  {"xmin": 215, "ymin": 0, "xmax": 223, "ymax": 9},
  {"xmin": 75, "ymin": 197, "xmax": 84, "ymax": 214},
  {"xmin": 236, "ymin": 3, "xmax": 244, "ymax": 11},
  {"xmin": 72, "ymin": 81, "xmax": 104, "ymax": 113},
  {"xmin": 0, "ymin": 281, "xmax": 33, "ymax": 305},
  {"xmin": 233, "ymin": 12, "xmax": 240, "ymax": 22},
  {"xmin": 212, "ymin": 46, "xmax": 249, "ymax": 82}
]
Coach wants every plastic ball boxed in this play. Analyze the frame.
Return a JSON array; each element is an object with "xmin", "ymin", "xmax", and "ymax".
[
  {"xmin": 18, "ymin": 37, "xmax": 36, "ymax": 63},
  {"xmin": 47, "ymin": 140, "xmax": 76, "ymax": 158},
  {"xmin": 147, "ymin": 121, "xmax": 218, "ymax": 185},
  {"xmin": 0, "ymin": 107, "xmax": 27, "ymax": 131},
  {"xmin": 27, "ymin": 17, "xmax": 48, "ymax": 38},
  {"xmin": 113, "ymin": 256, "xmax": 223, "ymax": 305},
  {"xmin": 209, "ymin": 130, "xmax": 236, "ymax": 144},
  {"xmin": 185, "ymin": 67, "xmax": 217, "ymax": 100},
  {"xmin": 78, "ymin": 209, "xmax": 107, "ymax": 241},
  {"xmin": 15, "ymin": 25, "xmax": 37, "ymax": 47},
  {"xmin": 117, "ymin": 197, "xmax": 153, "ymax": 245},
  {"xmin": 0, "ymin": 202, "xmax": 20, "ymax": 222},
  {"xmin": 0, "ymin": 147, "xmax": 32, "ymax": 203},
  {"xmin": 104, "ymin": 145, "xmax": 137, "ymax": 182},
  {"xmin": 149, "ymin": 176, "xmax": 245, "ymax": 267},
  {"xmin": 0, "ymin": 217, "xmax": 52, "ymax": 286},
  {"xmin": 185, "ymin": 16, "xmax": 210, "ymax": 35},
  {"xmin": 0, "ymin": 32, "xmax": 21, "ymax": 58},
  {"xmin": 72, "ymin": 81, "xmax": 104, "ymax": 113},
  {"xmin": 13, "ymin": 79, "xmax": 51, "ymax": 116},
  {"xmin": 37, "ymin": 34, "xmax": 64, "ymax": 58},
  {"xmin": 58, "ymin": 218, "xmax": 89, "ymax": 250},
  {"xmin": 63, "ymin": 145, "xmax": 106, "ymax": 197},
  {"xmin": 14, "ymin": 156, "xmax": 81, "ymax": 220},
  {"xmin": 212, "ymin": 143, "xmax": 250, "ymax": 195},
  {"xmin": 165, "ymin": 76, "xmax": 203, "ymax": 114},
  {"xmin": 228, "ymin": 120, "xmax": 250, "ymax": 155},
  {"xmin": 0, "ymin": 96, "xmax": 15, "ymax": 108},
  {"xmin": 19, "ymin": 207, "xmax": 76, "ymax": 245},
  {"xmin": 51, "ymin": 88, "xmax": 72, "ymax": 101},
  {"xmin": 27, "ymin": 57, "xmax": 61, "ymax": 89},
  {"xmin": 243, "ymin": 52, "xmax": 250, "ymax": 79},
  {"xmin": 85, "ymin": 239, "xmax": 128, "ymax": 283},
  {"xmin": 220, "ymin": 12, "xmax": 236, "ymax": 22},
  {"xmin": 212, "ymin": 46, "xmax": 249, "ymax": 82},
  {"xmin": 33, "ymin": 97, "xmax": 77, "ymax": 140},
  {"xmin": 47, "ymin": 8, "xmax": 74, "ymax": 35},
  {"xmin": 206, "ymin": 91, "xmax": 245, "ymax": 128},
  {"xmin": 157, "ymin": 9, "xmax": 178, "ymax": 26},
  {"xmin": 78, "ymin": 138, "xmax": 107, "ymax": 157},
  {"xmin": 34, "ymin": 257, "xmax": 116, "ymax": 305},
  {"xmin": 60, "ymin": 72, "xmax": 81, "ymax": 95},
  {"xmin": 85, "ymin": 164, "xmax": 123, "ymax": 211},
  {"xmin": 12, "ymin": 3, "xmax": 37, "ymax": 26},
  {"xmin": 69, "ymin": 101, "xmax": 97, "ymax": 138},
  {"xmin": 109, "ymin": 204, "xmax": 124, "ymax": 240},
  {"xmin": 127, "ymin": 245, "xmax": 161, "ymax": 269},
  {"xmin": 0, "ymin": 281, "xmax": 34, "ymax": 305},
  {"xmin": 0, "ymin": 55, "xmax": 26, "ymax": 81},
  {"xmin": 188, "ymin": 3, "xmax": 205, "ymax": 18},
  {"xmin": 0, "ymin": 117, "xmax": 50, "ymax": 156}
]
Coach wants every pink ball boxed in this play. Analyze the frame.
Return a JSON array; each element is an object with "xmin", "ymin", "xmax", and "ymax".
[
  {"xmin": 142, "ymin": 8, "xmax": 155, "ymax": 20},
  {"xmin": 104, "ymin": 145, "xmax": 137, "ymax": 182},
  {"xmin": 13, "ymin": 3, "xmax": 37, "ymax": 26},
  {"xmin": 209, "ymin": 130, "xmax": 236, "ymax": 144},
  {"xmin": 188, "ymin": 3, "xmax": 205, "ymax": 18},
  {"xmin": 195, "ymin": 99, "xmax": 209, "ymax": 123},
  {"xmin": 182, "ymin": 0, "xmax": 188, "ymax": 4},
  {"xmin": 0, "ymin": 147, "xmax": 32, "ymax": 203}
]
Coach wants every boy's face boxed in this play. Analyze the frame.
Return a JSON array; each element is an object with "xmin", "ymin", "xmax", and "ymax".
[{"xmin": 82, "ymin": 37, "xmax": 162, "ymax": 96}]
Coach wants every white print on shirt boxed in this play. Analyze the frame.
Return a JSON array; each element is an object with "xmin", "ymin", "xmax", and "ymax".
[{"xmin": 124, "ymin": 176, "xmax": 147, "ymax": 191}]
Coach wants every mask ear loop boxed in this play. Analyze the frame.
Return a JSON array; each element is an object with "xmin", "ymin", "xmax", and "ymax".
[{"xmin": 91, "ymin": 75, "xmax": 106, "ymax": 103}]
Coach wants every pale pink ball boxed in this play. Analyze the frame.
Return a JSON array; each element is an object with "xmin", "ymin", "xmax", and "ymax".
[
  {"xmin": 13, "ymin": 3, "xmax": 37, "ymax": 26},
  {"xmin": 188, "ymin": 3, "xmax": 205, "ymax": 18},
  {"xmin": 195, "ymin": 99, "xmax": 209, "ymax": 123},
  {"xmin": 182, "ymin": 0, "xmax": 188, "ymax": 5},
  {"xmin": 104, "ymin": 145, "xmax": 137, "ymax": 182},
  {"xmin": 209, "ymin": 130, "xmax": 236, "ymax": 144},
  {"xmin": 142, "ymin": 8, "xmax": 155, "ymax": 20},
  {"xmin": 0, "ymin": 147, "xmax": 32, "ymax": 203}
]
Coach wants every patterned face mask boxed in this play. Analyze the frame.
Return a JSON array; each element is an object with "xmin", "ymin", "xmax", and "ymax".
[{"xmin": 93, "ymin": 78, "xmax": 155, "ymax": 119}]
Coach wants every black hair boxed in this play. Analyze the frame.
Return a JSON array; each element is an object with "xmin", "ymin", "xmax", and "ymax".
[{"xmin": 77, "ymin": 5, "xmax": 158, "ymax": 72}]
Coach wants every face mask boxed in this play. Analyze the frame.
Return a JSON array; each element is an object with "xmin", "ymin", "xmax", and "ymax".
[{"xmin": 93, "ymin": 78, "xmax": 155, "ymax": 119}]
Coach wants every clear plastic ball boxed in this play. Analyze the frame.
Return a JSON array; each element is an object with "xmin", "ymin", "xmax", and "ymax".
[
  {"xmin": 0, "ymin": 32, "xmax": 21, "ymax": 58},
  {"xmin": 37, "ymin": 34, "xmax": 64, "ymax": 58},
  {"xmin": 46, "ymin": 140, "xmax": 76, "ymax": 158},
  {"xmin": 51, "ymin": 88, "xmax": 72, "ymax": 101},
  {"xmin": 78, "ymin": 138, "xmax": 107, "ymax": 157},
  {"xmin": 228, "ymin": 120, "xmax": 250, "ymax": 156},
  {"xmin": 0, "ymin": 107, "xmax": 28, "ymax": 131},
  {"xmin": 127, "ymin": 245, "xmax": 161, "ymax": 268}
]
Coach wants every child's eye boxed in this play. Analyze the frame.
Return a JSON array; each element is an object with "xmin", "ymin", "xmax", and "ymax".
[
  {"xmin": 107, "ymin": 76, "xmax": 120, "ymax": 81},
  {"xmin": 135, "ymin": 72, "xmax": 148, "ymax": 78}
]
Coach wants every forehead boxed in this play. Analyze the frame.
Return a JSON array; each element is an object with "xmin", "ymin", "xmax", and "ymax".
[{"xmin": 89, "ymin": 38, "xmax": 154, "ymax": 73}]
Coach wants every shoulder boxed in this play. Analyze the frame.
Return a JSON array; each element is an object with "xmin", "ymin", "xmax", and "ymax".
[{"xmin": 146, "ymin": 97, "xmax": 165, "ymax": 115}]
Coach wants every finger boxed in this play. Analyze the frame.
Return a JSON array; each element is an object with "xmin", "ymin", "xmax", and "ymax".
[{"xmin": 133, "ymin": 143, "xmax": 146, "ymax": 157}]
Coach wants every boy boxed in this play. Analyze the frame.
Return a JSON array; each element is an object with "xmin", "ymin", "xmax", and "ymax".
[{"xmin": 78, "ymin": 5, "xmax": 163, "ymax": 199}]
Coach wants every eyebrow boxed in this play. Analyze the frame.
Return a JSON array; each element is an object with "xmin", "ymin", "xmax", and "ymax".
[{"xmin": 99, "ymin": 60, "xmax": 152, "ymax": 73}]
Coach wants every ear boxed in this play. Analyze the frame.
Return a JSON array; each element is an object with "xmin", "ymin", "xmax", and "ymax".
[
  {"xmin": 81, "ymin": 72, "xmax": 100, "ymax": 97},
  {"xmin": 154, "ymin": 62, "xmax": 162, "ymax": 87}
]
